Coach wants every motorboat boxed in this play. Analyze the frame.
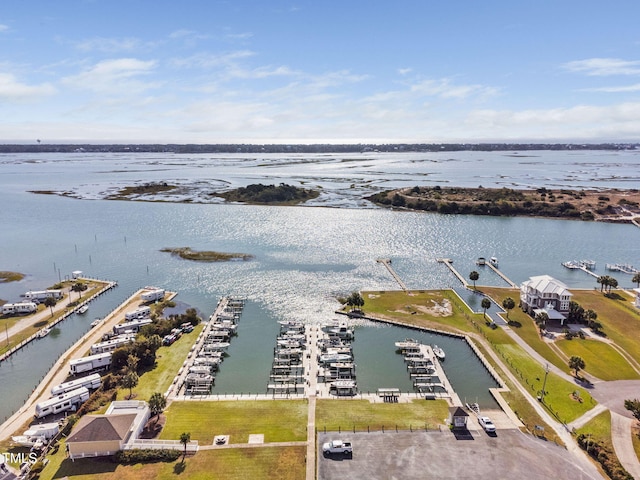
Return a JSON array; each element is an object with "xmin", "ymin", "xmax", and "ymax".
[
  {"xmin": 433, "ymin": 345, "xmax": 445, "ymax": 361},
  {"xmin": 37, "ymin": 327, "xmax": 52, "ymax": 338},
  {"xmin": 90, "ymin": 318, "xmax": 102, "ymax": 328},
  {"xmin": 77, "ymin": 305, "xmax": 88, "ymax": 314},
  {"xmin": 490, "ymin": 257, "xmax": 499, "ymax": 267}
]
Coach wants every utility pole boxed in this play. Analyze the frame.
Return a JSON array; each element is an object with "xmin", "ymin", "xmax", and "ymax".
[{"xmin": 539, "ymin": 363, "xmax": 549, "ymax": 402}]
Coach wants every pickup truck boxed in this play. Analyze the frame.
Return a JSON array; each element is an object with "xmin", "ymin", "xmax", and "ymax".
[{"xmin": 322, "ymin": 440, "xmax": 353, "ymax": 455}]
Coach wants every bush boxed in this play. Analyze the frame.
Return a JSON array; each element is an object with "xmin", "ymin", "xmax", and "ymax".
[{"xmin": 114, "ymin": 449, "xmax": 181, "ymax": 464}]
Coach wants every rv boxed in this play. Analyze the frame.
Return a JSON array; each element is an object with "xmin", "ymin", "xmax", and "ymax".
[
  {"xmin": 23, "ymin": 290, "xmax": 63, "ymax": 302},
  {"xmin": 141, "ymin": 289, "xmax": 164, "ymax": 302},
  {"xmin": 90, "ymin": 335, "xmax": 135, "ymax": 355},
  {"xmin": 51, "ymin": 373, "xmax": 102, "ymax": 396},
  {"xmin": 69, "ymin": 352, "xmax": 112, "ymax": 375},
  {"xmin": 2, "ymin": 302, "xmax": 38, "ymax": 315},
  {"xmin": 114, "ymin": 317, "xmax": 152, "ymax": 335},
  {"xmin": 124, "ymin": 306, "xmax": 151, "ymax": 321},
  {"xmin": 34, "ymin": 387, "xmax": 90, "ymax": 418}
]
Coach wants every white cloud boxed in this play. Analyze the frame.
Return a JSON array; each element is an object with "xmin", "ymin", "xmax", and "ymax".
[
  {"xmin": 171, "ymin": 50, "xmax": 256, "ymax": 69},
  {"xmin": 0, "ymin": 24, "xmax": 8, "ymax": 32},
  {"xmin": 581, "ymin": 83, "xmax": 640, "ymax": 93},
  {"xmin": 410, "ymin": 78, "xmax": 498, "ymax": 100},
  {"xmin": 398, "ymin": 68, "xmax": 412, "ymax": 76},
  {"xmin": 62, "ymin": 58, "xmax": 159, "ymax": 94},
  {"xmin": 74, "ymin": 37, "xmax": 155, "ymax": 53},
  {"xmin": 0, "ymin": 73, "xmax": 56, "ymax": 101},
  {"xmin": 564, "ymin": 58, "xmax": 640, "ymax": 76}
]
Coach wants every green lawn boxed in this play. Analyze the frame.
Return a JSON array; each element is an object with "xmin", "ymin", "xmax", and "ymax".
[
  {"xmin": 316, "ymin": 398, "xmax": 450, "ymax": 432},
  {"xmin": 160, "ymin": 400, "xmax": 308, "ymax": 444},
  {"xmin": 39, "ymin": 441, "xmax": 305, "ymax": 480},
  {"xmin": 120, "ymin": 323, "xmax": 204, "ymax": 401},
  {"xmin": 571, "ymin": 290, "xmax": 640, "ymax": 365},
  {"xmin": 556, "ymin": 338, "xmax": 640, "ymax": 381}
]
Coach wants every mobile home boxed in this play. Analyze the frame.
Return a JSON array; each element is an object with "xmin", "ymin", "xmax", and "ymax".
[
  {"xmin": 69, "ymin": 352, "xmax": 112, "ymax": 375},
  {"xmin": 114, "ymin": 317, "xmax": 152, "ymax": 335},
  {"xmin": 51, "ymin": 373, "xmax": 102, "ymax": 396},
  {"xmin": 24, "ymin": 290, "xmax": 63, "ymax": 302},
  {"xmin": 124, "ymin": 306, "xmax": 151, "ymax": 321},
  {"xmin": 35, "ymin": 387, "xmax": 90, "ymax": 418},
  {"xmin": 90, "ymin": 335, "xmax": 135, "ymax": 355},
  {"xmin": 141, "ymin": 289, "xmax": 164, "ymax": 302},
  {"xmin": 2, "ymin": 302, "xmax": 38, "ymax": 315}
]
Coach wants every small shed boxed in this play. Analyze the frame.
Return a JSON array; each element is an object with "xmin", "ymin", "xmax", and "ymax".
[{"xmin": 448, "ymin": 406, "xmax": 469, "ymax": 430}]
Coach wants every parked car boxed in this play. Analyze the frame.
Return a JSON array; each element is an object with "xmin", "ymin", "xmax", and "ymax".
[
  {"xmin": 322, "ymin": 440, "xmax": 353, "ymax": 455},
  {"xmin": 478, "ymin": 416, "xmax": 496, "ymax": 433}
]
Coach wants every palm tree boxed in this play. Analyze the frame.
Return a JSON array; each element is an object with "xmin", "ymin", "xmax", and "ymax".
[
  {"xmin": 608, "ymin": 277, "xmax": 618, "ymax": 292},
  {"xmin": 43, "ymin": 296, "xmax": 56, "ymax": 317},
  {"xmin": 121, "ymin": 371, "xmax": 139, "ymax": 399},
  {"xmin": 469, "ymin": 271, "xmax": 479, "ymax": 289},
  {"xmin": 481, "ymin": 297, "xmax": 491, "ymax": 318},
  {"xmin": 568, "ymin": 355, "xmax": 585, "ymax": 378},
  {"xmin": 180, "ymin": 432, "xmax": 191, "ymax": 459},
  {"xmin": 502, "ymin": 297, "xmax": 515, "ymax": 319},
  {"xmin": 534, "ymin": 312, "xmax": 549, "ymax": 334},
  {"xmin": 71, "ymin": 282, "xmax": 87, "ymax": 300},
  {"xmin": 585, "ymin": 309, "xmax": 598, "ymax": 328},
  {"xmin": 597, "ymin": 275, "xmax": 608, "ymax": 292},
  {"xmin": 633, "ymin": 273, "xmax": 640, "ymax": 288},
  {"xmin": 149, "ymin": 392, "xmax": 167, "ymax": 421}
]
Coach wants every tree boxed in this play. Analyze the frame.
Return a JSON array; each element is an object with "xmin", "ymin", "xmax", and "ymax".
[
  {"xmin": 121, "ymin": 371, "xmax": 139, "ymax": 399},
  {"xmin": 608, "ymin": 276, "xmax": 618, "ymax": 292},
  {"xmin": 43, "ymin": 296, "xmax": 56, "ymax": 317},
  {"xmin": 585, "ymin": 309, "xmax": 598, "ymax": 328},
  {"xmin": 71, "ymin": 282, "xmax": 87, "ymax": 300},
  {"xmin": 624, "ymin": 399, "xmax": 640, "ymax": 423},
  {"xmin": 149, "ymin": 392, "xmax": 167, "ymax": 420},
  {"xmin": 597, "ymin": 275, "xmax": 608, "ymax": 292},
  {"xmin": 534, "ymin": 312, "xmax": 549, "ymax": 334},
  {"xmin": 633, "ymin": 273, "xmax": 640, "ymax": 288},
  {"xmin": 481, "ymin": 297, "xmax": 491, "ymax": 318},
  {"xmin": 569, "ymin": 355, "xmax": 585, "ymax": 378},
  {"xmin": 502, "ymin": 297, "xmax": 515, "ymax": 319},
  {"xmin": 346, "ymin": 291, "xmax": 364, "ymax": 312},
  {"xmin": 180, "ymin": 432, "xmax": 191, "ymax": 459},
  {"xmin": 469, "ymin": 271, "xmax": 479, "ymax": 289}
]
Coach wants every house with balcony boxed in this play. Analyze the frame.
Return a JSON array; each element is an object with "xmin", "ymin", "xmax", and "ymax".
[{"xmin": 520, "ymin": 275, "xmax": 572, "ymax": 325}]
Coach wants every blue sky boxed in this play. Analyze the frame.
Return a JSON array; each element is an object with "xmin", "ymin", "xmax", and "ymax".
[{"xmin": 2, "ymin": 0, "xmax": 640, "ymax": 144}]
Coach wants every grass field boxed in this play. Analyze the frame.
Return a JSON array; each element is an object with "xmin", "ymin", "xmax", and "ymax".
[
  {"xmin": 39, "ymin": 442, "xmax": 306, "ymax": 480},
  {"xmin": 555, "ymin": 338, "xmax": 640, "ymax": 381},
  {"xmin": 119, "ymin": 323, "xmax": 205, "ymax": 401},
  {"xmin": 159, "ymin": 400, "xmax": 308, "ymax": 444},
  {"xmin": 316, "ymin": 398, "xmax": 450, "ymax": 432}
]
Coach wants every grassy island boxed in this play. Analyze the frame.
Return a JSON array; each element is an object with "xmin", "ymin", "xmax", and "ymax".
[
  {"xmin": 213, "ymin": 183, "xmax": 319, "ymax": 205},
  {"xmin": 0, "ymin": 271, "xmax": 25, "ymax": 283},
  {"xmin": 160, "ymin": 247, "xmax": 253, "ymax": 262},
  {"xmin": 368, "ymin": 186, "xmax": 640, "ymax": 222}
]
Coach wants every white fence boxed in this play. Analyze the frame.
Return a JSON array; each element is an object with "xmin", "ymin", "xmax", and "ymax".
[{"xmin": 124, "ymin": 438, "xmax": 199, "ymax": 453}]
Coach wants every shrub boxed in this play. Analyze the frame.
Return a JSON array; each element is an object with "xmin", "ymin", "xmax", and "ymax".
[{"xmin": 114, "ymin": 449, "xmax": 181, "ymax": 464}]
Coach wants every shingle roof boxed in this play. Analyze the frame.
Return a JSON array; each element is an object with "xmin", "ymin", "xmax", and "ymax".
[
  {"xmin": 67, "ymin": 414, "xmax": 137, "ymax": 443},
  {"xmin": 449, "ymin": 406, "xmax": 469, "ymax": 417}
]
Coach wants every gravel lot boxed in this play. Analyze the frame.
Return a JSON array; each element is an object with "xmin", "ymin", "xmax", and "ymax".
[{"xmin": 318, "ymin": 428, "xmax": 602, "ymax": 480}]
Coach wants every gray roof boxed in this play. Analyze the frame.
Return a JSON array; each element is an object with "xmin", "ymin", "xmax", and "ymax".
[{"xmin": 67, "ymin": 414, "xmax": 137, "ymax": 443}]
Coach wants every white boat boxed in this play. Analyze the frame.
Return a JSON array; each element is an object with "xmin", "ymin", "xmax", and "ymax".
[
  {"xmin": 433, "ymin": 345, "xmax": 445, "ymax": 361},
  {"xmin": 37, "ymin": 327, "xmax": 52, "ymax": 338},
  {"xmin": 90, "ymin": 318, "xmax": 102, "ymax": 327},
  {"xmin": 77, "ymin": 305, "xmax": 88, "ymax": 314},
  {"xmin": 490, "ymin": 257, "xmax": 499, "ymax": 267}
]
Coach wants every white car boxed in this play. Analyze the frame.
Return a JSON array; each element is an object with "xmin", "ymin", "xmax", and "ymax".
[{"xmin": 478, "ymin": 416, "xmax": 496, "ymax": 433}]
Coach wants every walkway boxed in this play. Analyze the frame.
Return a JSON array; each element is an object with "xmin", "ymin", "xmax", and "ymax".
[
  {"xmin": 485, "ymin": 262, "xmax": 519, "ymax": 288},
  {"xmin": 436, "ymin": 258, "xmax": 469, "ymax": 287},
  {"xmin": 376, "ymin": 258, "xmax": 407, "ymax": 291}
]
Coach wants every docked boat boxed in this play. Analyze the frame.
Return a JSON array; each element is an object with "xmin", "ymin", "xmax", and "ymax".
[
  {"xmin": 476, "ymin": 257, "xmax": 486, "ymax": 266},
  {"xmin": 490, "ymin": 256, "xmax": 499, "ymax": 267},
  {"xmin": 433, "ymin": 345, "xmax": 445, "ymax": 361},
  {"xmin": 77, "ymin": 305, "xmax": 88, "ymax": 314},
  {"xmin": 90, "ymin": 318, "xmax": 102, "ymax": 328},
  {"xmin": 37, "ymin": 327, "xmax": 52, "ymax": 338}
]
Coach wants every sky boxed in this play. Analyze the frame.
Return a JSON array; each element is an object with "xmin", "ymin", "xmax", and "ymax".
[{"xmin": 2, "ymin": 0, "xmax": 640, "ymax": 144}]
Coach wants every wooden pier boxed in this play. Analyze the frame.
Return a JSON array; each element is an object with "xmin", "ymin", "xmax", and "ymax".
[
  {"xmin": 485, "ymin": 262, "xmax": 519, "ymax": 288},
  {"xmin": 436, "ymin": 258, "xmax": 469, "ymax": 287},
  {"xmin": 376, "ymin": 258, "xmax": 408, "ymax": 291}
]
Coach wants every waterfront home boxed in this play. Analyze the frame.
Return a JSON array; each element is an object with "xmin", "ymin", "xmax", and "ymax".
[
  {"xmin": 520, "ymin": 275, "xmax": 572, "ymax": 325},
  {"xmin": 66, "ymin": 401, "xmax": 150, "ymax": 460}
]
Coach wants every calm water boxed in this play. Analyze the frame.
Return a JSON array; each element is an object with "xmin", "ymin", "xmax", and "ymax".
[{"xmin": 0, "ymin": 151, "xmax": 638, "ymax": 420}]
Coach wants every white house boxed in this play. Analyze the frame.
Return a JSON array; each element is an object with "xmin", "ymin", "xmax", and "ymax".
[{"xmin": 520, "ymin": 275, "xmax": 572, "ymax": 325}]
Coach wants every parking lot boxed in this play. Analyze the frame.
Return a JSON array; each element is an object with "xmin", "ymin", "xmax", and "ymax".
[{"xmin": 318, "ymin": 428, "xmax": 601, "ymax": 480}]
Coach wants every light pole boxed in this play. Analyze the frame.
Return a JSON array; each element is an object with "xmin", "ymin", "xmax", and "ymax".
[{"xmin": 539, "ymin": 363, "xmax": 549, "ymax": 402}]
